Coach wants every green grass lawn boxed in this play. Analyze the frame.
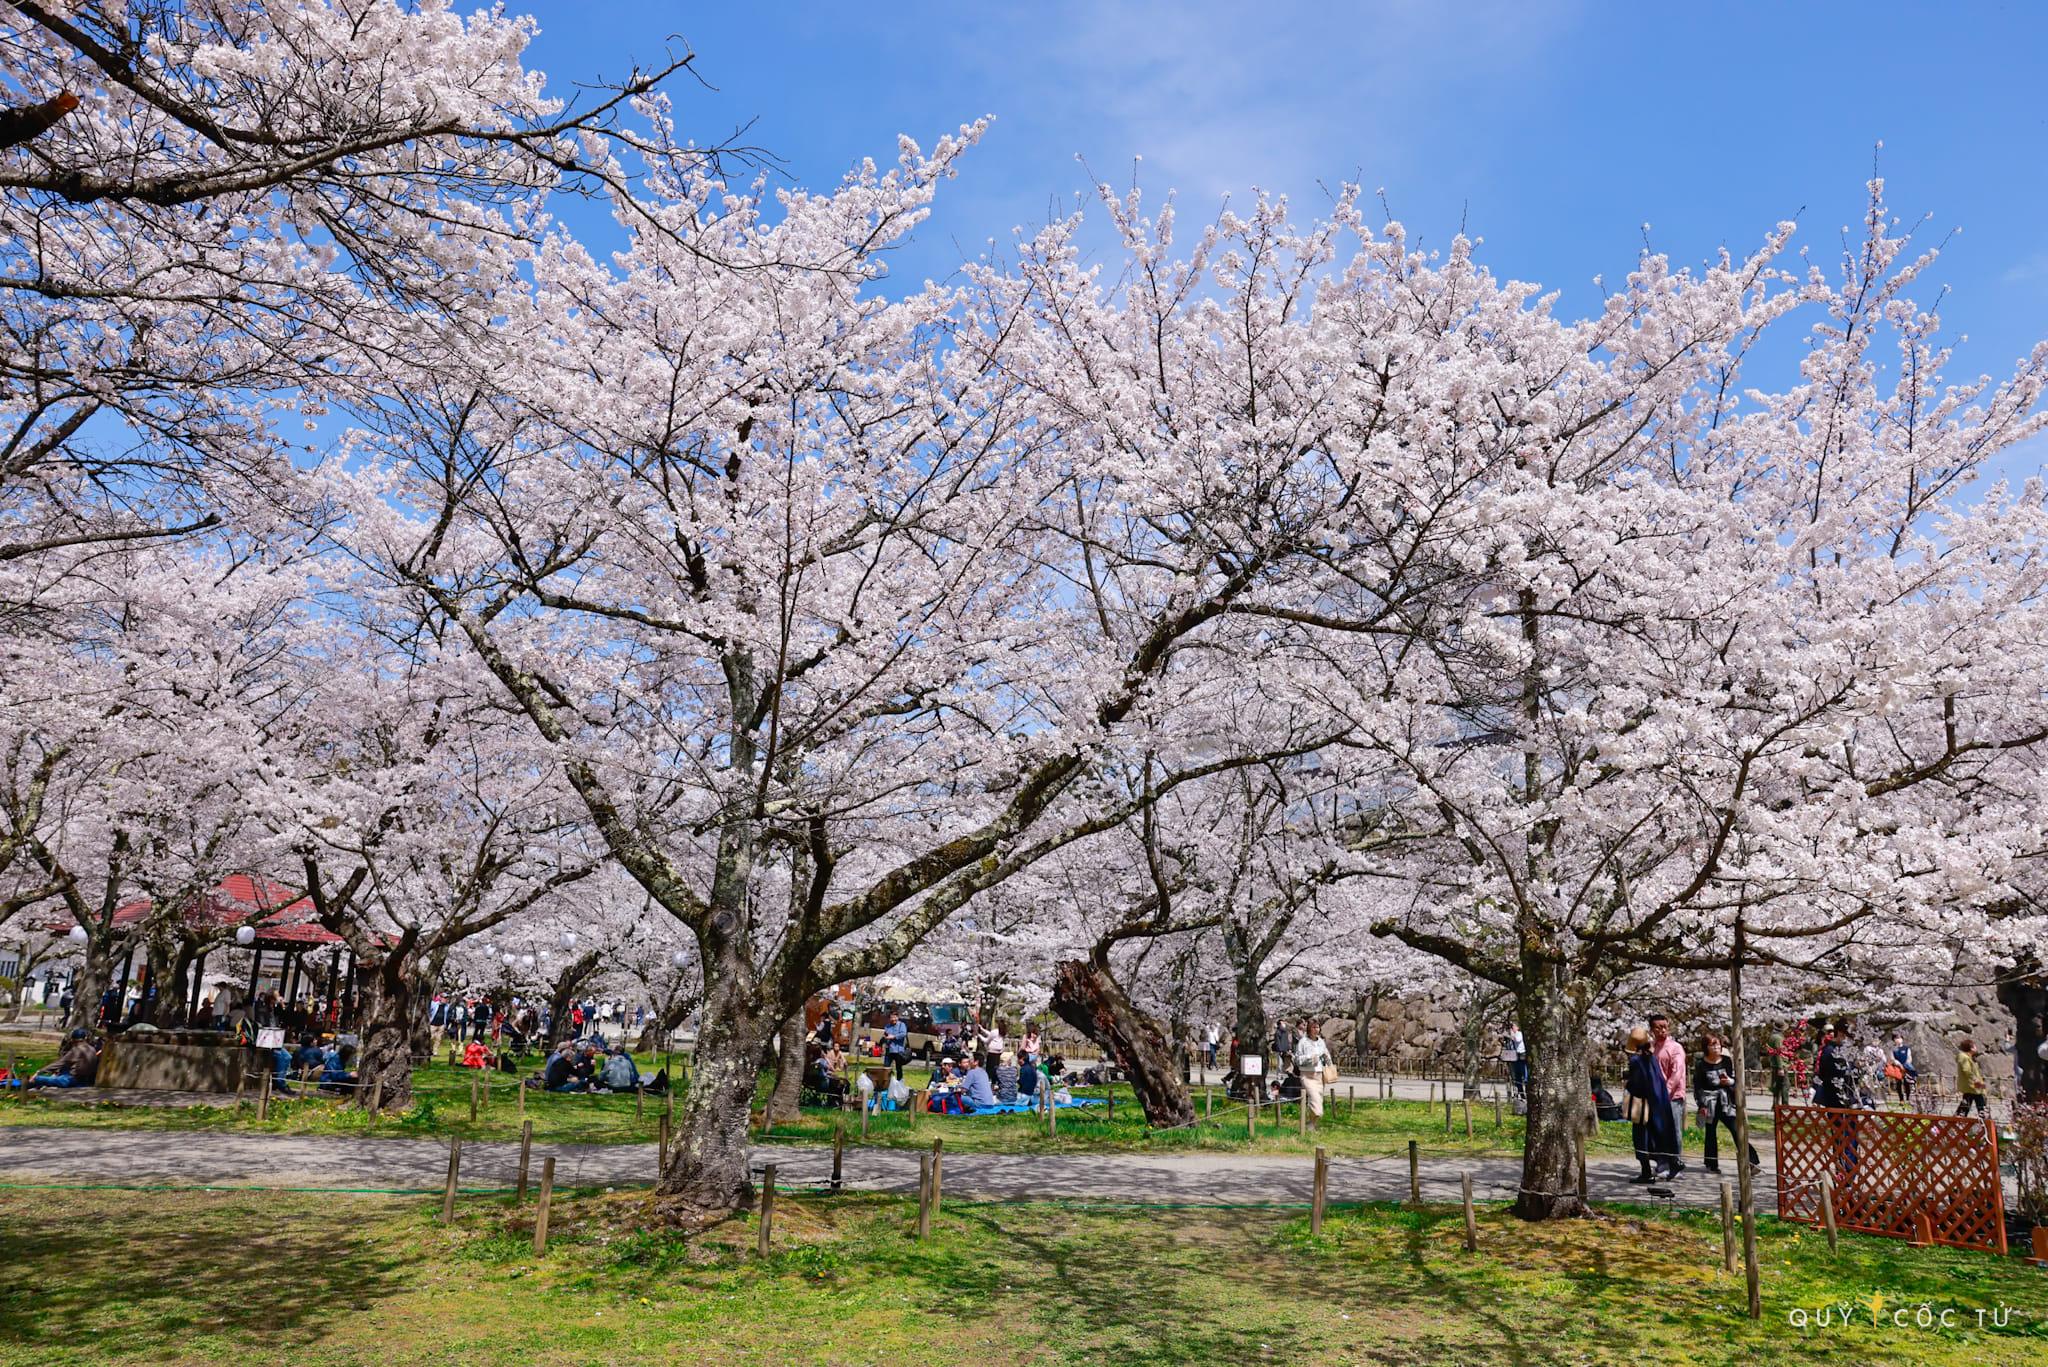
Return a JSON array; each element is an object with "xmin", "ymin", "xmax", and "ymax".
[
  {"xmin": 3, "ymin": 1037, "xmax": 1741, "ymax": 1159},
  {"xmin": 0, "ymin": 1185, "xmax": 2038, "ymax": 1365}
]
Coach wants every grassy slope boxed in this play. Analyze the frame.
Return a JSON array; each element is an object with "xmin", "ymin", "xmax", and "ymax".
[{"xmin": 0, "ymin": 1186, "xmax": 2040, "ymax": 1366}]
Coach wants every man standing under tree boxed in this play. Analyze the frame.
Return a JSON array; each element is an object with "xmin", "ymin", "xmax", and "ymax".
[
  {"xmin": 882, "ymin": 1011, "xmax": 909, "ymax": 1080},
  {"xmin": 1650, "ymin": 1014, "xmax": 1687, "ymax": 1163}
]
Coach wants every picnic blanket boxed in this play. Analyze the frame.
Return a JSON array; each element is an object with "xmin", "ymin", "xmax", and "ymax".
[{"xmin": 960, "ymin": 1096, "xmax": 1109, "ymax": 1116}]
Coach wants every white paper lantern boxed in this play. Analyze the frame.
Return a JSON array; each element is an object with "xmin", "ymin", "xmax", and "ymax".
[
  {"xmin": 234, "ymin": 925, "xmax": 256, "ymax": 946},
  {"xmin": 952, "ymin": 959, "xmax": 969, "ymax": 977},
  {"xmin": 66, "ymin": 925, "xmax": 87, "ymax": 944},
  {"xmin": 479, "ymin": 943, "xmax": 494, "ymax": 958},
  {"xmin": 671, "ymin": 951, "xmax": 689, "ymax": 968},
  {"xmin": 559, "ymin": 931, "xmax": 577, "ymax": 950},
  {"xmin": 520, "ymin": 954, "xmax": 535, "ymax": 969}
]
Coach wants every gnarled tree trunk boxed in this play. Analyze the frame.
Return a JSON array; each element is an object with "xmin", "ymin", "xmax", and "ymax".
[
  {"xmin": 654, "ymin": 963, "xmax": 774, "ymax": 1222},
  {"xmin": 354, "ymin": 952, "xmax": 424, "ymax": 1112},
  {"xmin": 1050, "ymin": 957, "xmax": 1194, "ymax": 1127},
  {"xmin": 764, "ymin": 1009, "xmax": 807, "ymax": 1126},
  {"xmin": 1997, "ymin": 962, "xmax": 2047, "ymax": 1102},
  {"xmin": 1514, "ymin": 967, "xmax": 1593, "ymax": 1220}
]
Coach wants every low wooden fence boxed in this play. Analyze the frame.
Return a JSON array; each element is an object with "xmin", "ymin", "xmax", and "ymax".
[{"xmin": 1774, "ymin": 1104, "xmax": 2006, "ymax": 1255}]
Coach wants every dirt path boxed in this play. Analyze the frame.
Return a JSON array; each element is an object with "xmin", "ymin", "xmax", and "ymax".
[{"xmin": 0, "ymin": 1125, "xmax": 1776, "ymax": 1210}]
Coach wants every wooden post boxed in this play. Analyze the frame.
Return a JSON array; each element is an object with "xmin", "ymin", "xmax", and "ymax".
[
  {"xmin": 929, "ymin": 1138, "xmax": 943, "ymax": 1218},
  {"xmin": 1461, "ymin": 1172, "xmax": 1477, "ymax": 1252},
  {"xmin": 1443, "ymin": 1093, "xmax": 1451, "ymax": 1132},
  {"xmin": 635, "ymin": 1084, "xmax": 644, "ymax": 1122},
  {"xmin": 2029, "ymin": 1226, "xmax": 2048, "ymax": 1268},
  {"xmin": 1818, "ymin": 1173, "xmax": 1839, "ymax": 1253},
  {"xmin": 368, "ymin": 1078, "xmax": 382, "ymax": 1119},
  {"xmin": 469, "ymin": 1070, "xmax": 478, "ymax": 1123},
  {"xmin": 861, "ymin": 1093, "xmax": 871, "ymax": 1141},
  {"xmin": 258, "ymin": 1067, "xmax": 272, "ymax": 1122},
  {"xmin": 1311, "ymin": 1146, "xmax": 1328, "ymax": 1236},
  {"xmin": 1047, "ymin": 1088, "xmax": 1056, "ymax": 1137},
  {"xmin": 832, "ymin": 1119, "xmax": 845, "ymax": 1192},
  {"xmin": 1298, "ymin": 1095, "xmax": 1307, "ymax": 1134},
  {"xmin": 658, "ymin": 1113, "xmax": 670, "ymax": 1176},
  {"xmin": 1463, "ymin": 1096, "xmax": 1472, "ymax": 1138},
  {"xmin": 1247, "ymin": 1096, "xmax": 1256, "ymax": 1140},
  {"xmin": 1408, "ymin": 1139, "xmax": 1420, "ymax": 1206},
  {"xmin": 236, "ymin": 1064, "xmax": 249, "ymax": 1113},
  {"xmin": 1347, "ymin": 1084, "xmax": 1354, "ymax": 1117},
  {"xmin": 1720, "ymin": 1181, "xmax": 1736, "ymax": 1272},
  {"xmin": 441, "ymin": 1137, "xmax": 461, "ymax": 1223},
  {"xmin": 1910, "ymin": 1212, "xmax": 1933, "ymax": 1247},
  {"xmin": 518, "ymin": 1076, "xmax": 526, "ymax": 1120},
  {"xmin": 1205, "ymin": 1087, "xmax": 1213, "ymax": 1122},
  {"xmin": 517, "ymin": 1119, "xmax": 533, "ymax": 1203},
  {"xmin": 1428, "ymin": 1080, "xmax": 1435, "ymax": 1105},
  {"xmin": 1576, "ymin": 1143, "xmax": 1588, "ymax": 1204},
  {"xmin": 532, "ymin": 1156, "xmax": 555, "ymax": 1254},
  {"xmin": 916, "ymin": 1150, "xmax": 932, "ymax": 1240},
  {"xmin": 756, "ymin": 1163, "xmax": 777, "ymax": 1256}
]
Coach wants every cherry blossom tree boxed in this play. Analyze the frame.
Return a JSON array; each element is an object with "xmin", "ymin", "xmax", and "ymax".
[{"xmin": 1326, "ymin": 186, "xmax": 2048, "ymax": 1219}]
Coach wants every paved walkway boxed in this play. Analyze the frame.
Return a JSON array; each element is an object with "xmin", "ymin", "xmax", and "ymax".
[{"xmin": 0, "ymin": 1126, "xmax": 1777, "ymax": 1211}]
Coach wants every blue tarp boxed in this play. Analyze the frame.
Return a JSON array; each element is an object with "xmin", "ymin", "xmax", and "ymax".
[{"xmin": 958, "ymin": 1096, "xmax": 1108, "ymax": 1116}]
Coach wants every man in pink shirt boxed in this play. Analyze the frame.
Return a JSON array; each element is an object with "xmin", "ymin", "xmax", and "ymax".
[{"xmin": 1650, "ymin": 1013, "xmax": 1687, "ymax": 1168}]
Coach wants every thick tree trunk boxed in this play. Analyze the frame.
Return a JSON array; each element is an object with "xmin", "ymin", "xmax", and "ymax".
[
  {"xmin": 545, "ymin": 949, "xmax": 602, "ymax": 1048},
  {"xmin": 67, "ymin": 939, "xmax": 115, "ymax": 1033},
  {"xmin": 1049, "ymin": 958, "xmax": 1195, "ymax": 1127},
  {"xmin": 765, "ymin": 1009, "xmax": 807, "ymax": 1126},
  {"xmin": 1513, "ymin": 968, "xmax": 1593, "ymax": 1220},
  {"xmin": 1230, "ymin": 958, "xmax": 1268, "ymax": 1079},
  {"xmin": 1997, "ymin": 962, "xmax": 2047, "ymax": 1102},
  {"xmin": 653, "ymin": 967, "xmax": 772, "ymax": 1222},
  {"xmin": 354, "ymin": 954, "xmax": 422, "ymax": 1112}
]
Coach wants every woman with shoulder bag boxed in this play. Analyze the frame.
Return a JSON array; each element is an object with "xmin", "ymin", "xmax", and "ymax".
[
  {"xmin": 1625, "ymin": 1026, "xmax": 1681, "ymax": 1183},
  {"xmin": 1293, "ymin": 1019, "xmax": 1334, "ymax": 1130},
  {"xmin": 1693, "ymin": 1033, "xmax": 1760, "ymax": 1174}
]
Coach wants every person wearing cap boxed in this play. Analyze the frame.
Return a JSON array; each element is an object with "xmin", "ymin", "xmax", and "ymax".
[
  {"xmin": 26, "ymin": 1029, "xmax": 100, "ymax": 1089},
  {"xmin": 959, "ymin": 1055, "xmax": 997, "ymax": 1112}
]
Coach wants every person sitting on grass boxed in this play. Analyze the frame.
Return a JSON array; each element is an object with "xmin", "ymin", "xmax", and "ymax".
[
  {"xmin": 461, "ymin": 1038, "xmax": 493, "ymax": 1070},
  {"xmin": 543, "ymin": 1043, "xmax": 585, "ymax": 1093},
  {"xmin": 994, "ymin": 1050, "xmax": 1021, "ymax": 1103},
  {"xmin": 600, "ymin": 1047, "xmax": 638, "ymax": 1093},
  {"xmin": 1018, "ymin": 1053, "xmax": 1039, "ymax": 1101},
  {"xmin": 959, "ymin": 1054, "xmax": 997, "ymax": 1113},
  {"xmin": 24, "ymin": 1029, "xmax": 100, "ymax": 1088},
  {"xmin": 291, "ymin": 1034, "xmax": 327, "ymax": 1077},
  {"xmin": 319, "ymin": 1043, "xmax": 359, "ymax": 1094}
]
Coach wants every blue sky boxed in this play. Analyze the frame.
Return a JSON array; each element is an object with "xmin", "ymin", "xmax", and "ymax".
[{"xmin": 523, "ymin": 0, "xmax": 2048, "ymax": 479}]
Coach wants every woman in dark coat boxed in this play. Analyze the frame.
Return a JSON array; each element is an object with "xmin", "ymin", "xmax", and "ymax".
[{"xmin": 1625, "ymin": 1026, "xmax": 1681, "ymax": 1182}]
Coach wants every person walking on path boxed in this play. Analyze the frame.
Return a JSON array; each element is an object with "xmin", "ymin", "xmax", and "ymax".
[
  {"xmin": 1625, "ymin": 1027, "xmax": 1681, "ymax": 1183},
  {"xmin": 1649, "ymin": 1014, "xmax": 1686, "ymax": 1160},
  {"xmin": 1887, "ymin": 1033, "xmax": 1917, "ymax": 1106},
  {"xmin": 1293, "ymin": 1019, "xmax": 1333, "ymax": 1129},
  {"xmin": 1693, "ymin": 1033, "xmax": 1758, "ymax": 1175},
  {"xmin": 1204, "ymin": 1022, "xmax": 1220, "ymax": 1071},
  {"xmin": 1811, "ymin": 1021, "xmax": 1857, "ymax": 1108},
  {"xmin": 1955, "ymin": 1039, "xmax": 1988, "ymax": 1117},
  {"xmin": 1271, "ymin": 1019, "xmax": 1296, "ymax": 1077}
]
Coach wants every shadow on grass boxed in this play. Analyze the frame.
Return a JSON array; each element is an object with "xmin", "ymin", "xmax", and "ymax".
[{"xmin": 0, "ymin": 1195, "xmax": 421, "ymax": 1358}]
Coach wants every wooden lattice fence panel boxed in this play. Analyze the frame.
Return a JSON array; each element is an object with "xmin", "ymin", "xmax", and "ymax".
[{"xmin": 1774, "ymin": 1104, "xmax": 2006, "ymax": 1255}]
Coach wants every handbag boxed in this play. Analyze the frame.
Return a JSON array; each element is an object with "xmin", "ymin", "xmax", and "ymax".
[
  {"xmin": 1625, "ymin": 1094, "xmax": 1650, "ymax": 1125},
  {"xmin": 1321, "ymin": 1063, "xmax": 1341, "ymax": 1085},
  {"xmin": 1883, "ymin": 1061, "xmax": 1904, "ymax": 1081}
]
